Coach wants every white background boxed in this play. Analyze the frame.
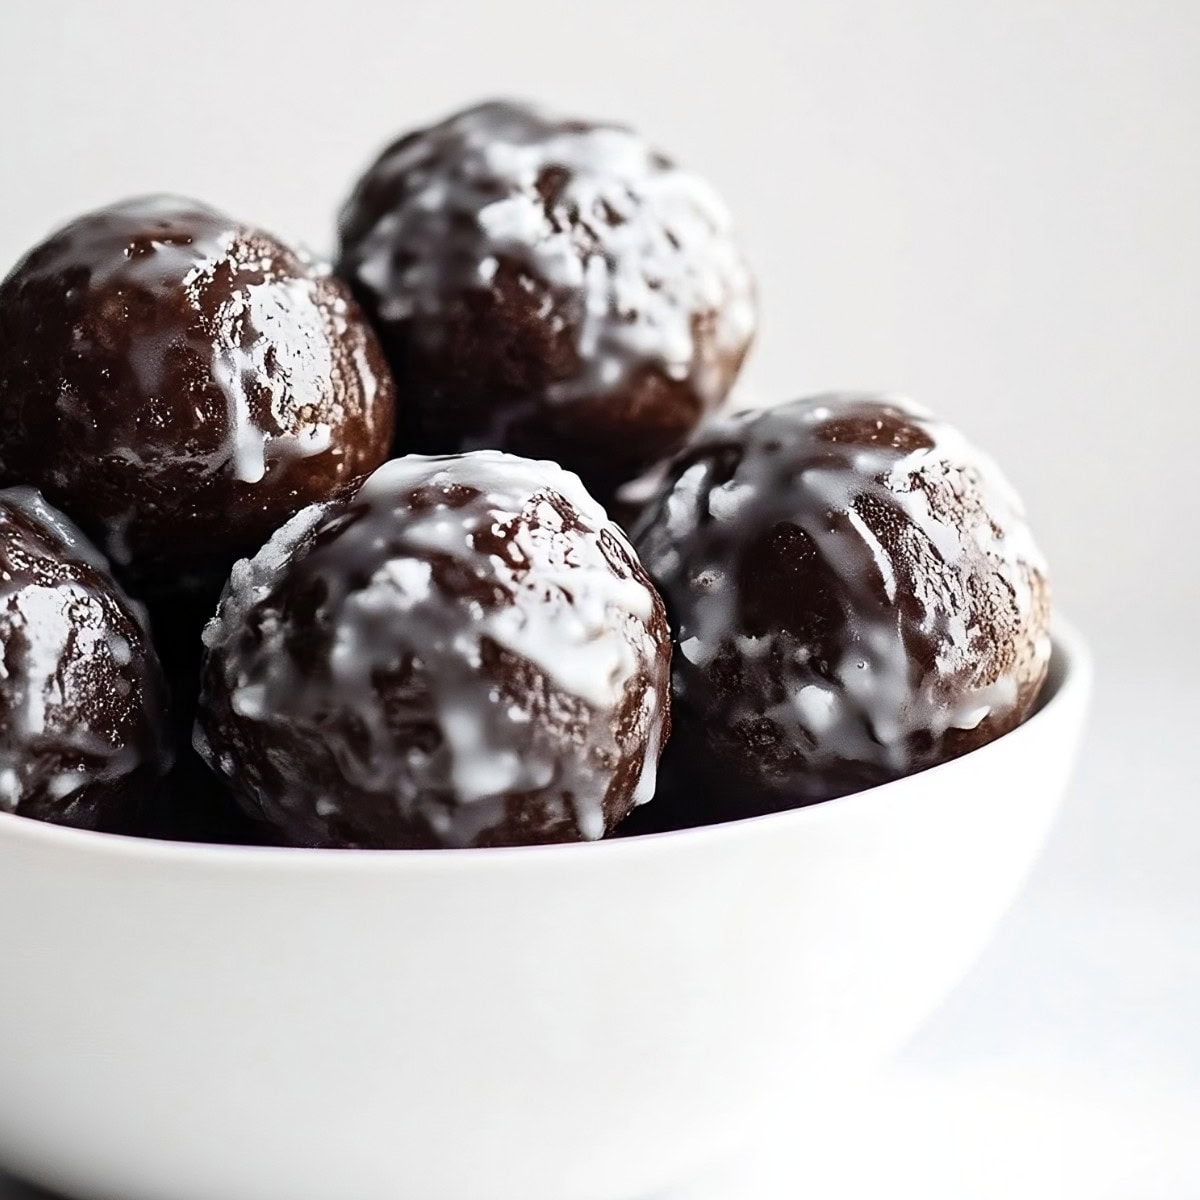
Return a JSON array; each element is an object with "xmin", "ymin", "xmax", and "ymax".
[{"xmin": 1, "ymin": 1, "xmax": 1196, "ymax": 1195}]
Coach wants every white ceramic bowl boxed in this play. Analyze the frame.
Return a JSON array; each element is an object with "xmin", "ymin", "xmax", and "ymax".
[{"xmin": 0, "ymin": 623, "xmax": 1091, "ymax": 1200}]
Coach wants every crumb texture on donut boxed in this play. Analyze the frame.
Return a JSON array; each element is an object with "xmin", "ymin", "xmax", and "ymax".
[{"xmin": 197, "ymin": 451, "xmax": 671, "ymax": 848}]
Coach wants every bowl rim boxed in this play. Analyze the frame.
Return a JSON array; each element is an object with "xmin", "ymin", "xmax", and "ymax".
[{"xmin": 0, "ymin": 619, "xmax": 1092, "ymax": 872}]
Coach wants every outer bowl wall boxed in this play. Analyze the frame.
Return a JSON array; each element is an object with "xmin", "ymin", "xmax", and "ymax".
[{"xmin": 0, "ymin": 624, "xmax": 1091, "ymax": 1200}]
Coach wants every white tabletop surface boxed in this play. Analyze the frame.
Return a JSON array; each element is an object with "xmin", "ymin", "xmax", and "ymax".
[{"xmin": 1, "ymin": 0, "xmax": 1196, "ymax": 1195}]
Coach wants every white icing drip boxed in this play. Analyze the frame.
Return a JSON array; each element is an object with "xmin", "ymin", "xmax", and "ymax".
[
  {"xmin": 209, "ymin": 350, "xmax": 267, "ymax": 483},
  {"xmin": 201, "ymin": 502, "xmax": 332, "ymax": 654},
  {"xmin": 199, "ymin": 451, "xmax": 669, "ymax": 845},
  {"xmin": 197, "ymin": 263, "xmax": 345, "ymax": 484},
  {"xmin": 0, "ymin": 768, "xmax": 20, "ymax": 812},
  {"xmin": 634, "ymin": 393, "xmax": 1051, "ymax": 791},
  {"xmin": 628, "ymin": 685, "xmax": 664, "ymax": 810},
  {"xmin": 946, "ymin": 676, "xmax": 1019, "ymax": 731},
  {"xmin": 846, "ymin": 507, "xmax": 897, "ymax": 602},
  {"xmin": 792, "ymin": 683, "xmax": 839, "ymax": 733},
  {"xmin": 48, "ymin": 770, "xmax": 87, "ymax": 800},
  {"xmin": 343, "ymin": 100, "xmax": 755, "ymax": 405},
  {"xmin": 14, "ymin": 586, "xmax": 77, "ymax": 736}
]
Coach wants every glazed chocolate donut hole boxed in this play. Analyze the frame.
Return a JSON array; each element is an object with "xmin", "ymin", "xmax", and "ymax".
[
  {"xmin": 338, "ymin": 100, "xmax": 755, "ymax": 503},
  {"xmin": 0, "ymin": 488, "xmax": 171, "ymax": 832},
  {"xmin": 196, "ymin": 451, "xmax": 672, "ymax": 849},
  {"xmin": 631, "ymin": 393, "xmax": 1052, "ymax": 821},
  {"xmin": 0, "ymin": 195, "xmax": 396, "ymax": 600}
]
